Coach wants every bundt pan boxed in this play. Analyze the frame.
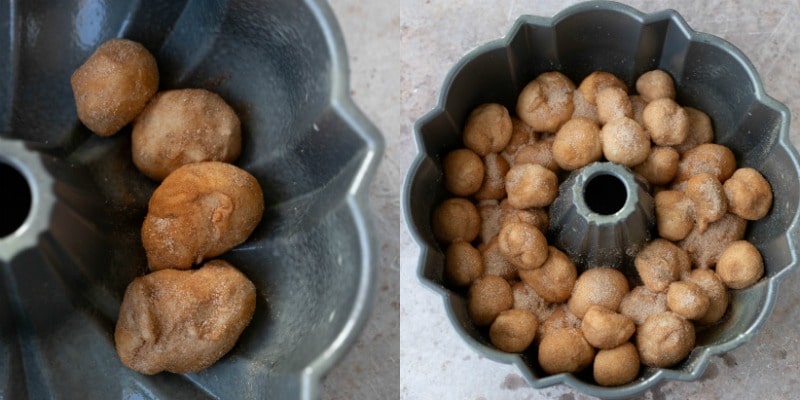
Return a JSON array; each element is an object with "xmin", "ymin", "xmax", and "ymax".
[
  {"xmin": 0, "ymin": 0, "xmax": 383, "ymax": 399},
  {"xmin": 404, "ymin": 1, "xmax": 800, "ymax": 398}
]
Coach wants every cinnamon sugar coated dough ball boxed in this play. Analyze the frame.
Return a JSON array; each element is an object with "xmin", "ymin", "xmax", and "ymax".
[
  {"xmin": 716, "ymin": 241, "xmax": 764, "ymax": 289},
  {"xmin": 619, "ymin": 285, "xmax": 668, "ymax": 325},
  {"xmin": 686, "ymin": 173, "xmax": 727, "ymax": 233},
  {"xmin": 568, "ymin": 267, "xmax": 629, "ymax": 318},
  {"xmin": 115, "ymin": 260, "xmax": 256, "ymax": 374},
  {"xmin": 71, "ymin": 38, "xmax": 159, "ymax": 137},
  {"xmin": 634, "ymin": 239, "xmax": 691, "ymax": 293},
  {"xmin": 636, "ymin": 70, "xmax": 676, "ymax": 102},
  {"xmin": 633, "ymin": 146, "xmax": 680, "ymax": 186},
  {"xmin": 505, "ymin": 163, "xmax": 559, "ymax": 209},
  {"xmin": 498, "ymin": 222, "xmax": 548, "ymax": 270},
  {"xmin": 538, "ymin": 328, "xmax": 595, "ymax": 374},
  {"xmin": 489, "ymin": 309, "xmax": 538, "ymax": 352},
  {"xmin": 511, "ymin": 282, "xmax": 556, "ymax": 323},
  {"xmin": 666, "ymin": 281, "xmax": 710, "ymax": 320},
  {"xmin": 578, "ymin": 71, "xmax": 627, "ymax": 105},
  {"xmin": 500, "ymin": 200, "xmax": 550, "ymax": 232},
  {"xmin": 478, "ymin": 201, "xmax": 503, "ymax": 243},
  {"xmin": 636, "ymin": 311, "xmax": 695, "ymax": 367},
  {"xmin": 571, "ymin": 88, "xmax": 599, "ymax": 123},
  {"xmin": 594, "ymin": 343, "xmax": 640, "ymax": 386},
  {"xmin": 643, "ymin": 98, "xmax": 689, "ymax": 146},
  {"xmin": 519, "ymin": 246, "xmax": 577, "ymax": 303},
  {"xmin": 480, "ymin": 236, "xmax": 518, "ymax": 280},
  {"xmin": 463, "ymin": 103, "xmax": 513, "ymax": 156},
  {"xmin": 674, "ymin": 107, "xmax": 714, "ymax": 154},
  {"xmin": 468, "ymin": 276, "xmax": 513, "ymax": 326},
  {"xmin": 503, "ymin": 117, "xmax": 536, "ymax": 159},
  {"xmin": 142, "ymin": 162, "xmax": 264, "ymax": 271},
  {"xmin": 442, "ymin": 148, "xmax": 484, "ymax": 196},
  {"xmin": 601, "ymin": 117, "xmax": 651, "ymax": 166},
  {"xmin": 516, "ymin": 71, "xmax": 575, "ymax": 132},
  {"xmin": 581, "ymin": 305, "xmax": 635, "ymax": 349},
  {"xmin": 679, "ymin": 213, "xmax": 746, "ymax": 269},
  {"xmin": 474, "ymin": 153, "xmax": 509, "ymax": 200},
  {"xmin": 724, "ymin": 168, "xmax": 773, "ymax": 220},
  {"xmin": 596, "ymin": 86, "xmax": 633, "ymax": 125},
  {"xmin": 515, "ymin": 134, "xmax": 560, "ymax": 172},
  {"xmin": 674, "ymin": 143, "xmax": 737, "ymax": 183},
  {"xmin": 655, "ymin": 190, "xmax": 694, "ymax": 241},
  {"xmin": 552, "ymin": 117, "xmax": 602, "ymax": 170},
  {"xmin": 432, "ymin": 198, "xmax": 480, "ymax": 243},
  {"xmin": 539, "ymin": 305, "xmax": 582, "ymax": 339},
  {"xmin": 132, "ymin": 89, "xmax": 241, "ymax": 180},
  {"xmin": 445, "ymin": 241, "xmax": 484, "ymax": 286},
  {"xmin": 686, "ymin": 269, "xmax": 729, "ymax": 325}
]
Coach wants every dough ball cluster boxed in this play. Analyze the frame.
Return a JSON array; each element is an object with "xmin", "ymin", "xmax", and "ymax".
[{"xmin": 433, "ymin": 68, "xmax": 773, "ymax": 387}]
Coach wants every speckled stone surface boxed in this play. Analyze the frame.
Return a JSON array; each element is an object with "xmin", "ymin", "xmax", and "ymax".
[{"xmin": 400, "ymin": 1, "xmax": 800, "ymax": 399}]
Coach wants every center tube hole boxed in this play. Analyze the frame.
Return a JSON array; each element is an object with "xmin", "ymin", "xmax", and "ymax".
[
  {"xmin": 0, "ymin": 161, "xmax": 33, "ymax": 238},
  {"xmin": 584, "ymin": 173, "xmax": 627, "ymax": 215}
]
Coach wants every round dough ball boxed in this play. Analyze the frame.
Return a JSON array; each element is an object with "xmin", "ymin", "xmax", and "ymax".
[
  {"xmin": 515, "ymin": 134, "xmax": 560, "ymax": 172},
  {"xmin": 633, "ymin": 146, "xmax": 680, "ymax": 186},
  {"xmin": 432, "ymin": 198, "xmax": 481, "ymax": 243},
  {"xmin": 445, "ymin": 241, "xmax": 484, "ymax": 286},
  {"xmin": 724, "ymin": 167, "xmax": 773, "ymax": 221},
  {"xmin": 594, "ymin": 343, "xmax": 641, "ymax": 386},
  {"xmin": 502, "ymin": 117, "xmax": 536, "ymax": 159},
  {"xmin": 601, "ymin": 117, "xmax": 651, "ymax": 166},
  {"xmin": 655, "ymin": 190, "xmax": 694, "ymax": 241},
  {"xmin": 538, "ymin": 328, "xmax": 595, "ymax": 374},
  {"xmin": 686, "ymin": 269, "xmax": 729, "ymax": 325},
  {"xmin": 578, "ymin": 71, "xmax": 628, "ymax": 105},
  {"xmin": 643, "ymin": 98, "xmax": 689, "ymax": 146},
  {"xmin": 132, "ymin": 89, "xmax": 242, "ymax": 181},
  {"xmin": 498, "ymin": 222, "xmax": 548, "ymax": 270},
  {"xmin": 443, "ymin": 148, "xmax": 484, "ymax": 196},
  {"xmin": 478, "ymin": 201, "xmax": 503, "ymax": 243},
  {"xmin": 468, "ymin": 276, "xmax": 513, "ymax": 326},
  {"xmin": 142, "ymin": 162, "xmax": 264, "ymax": 271},
  {"xmin": 636, "ymin": 70, "xmax": 676, "ymax": 102},
  {"xmin": 636, "ymin": 311, "xmax": 695, "ymax": 368},
  {"xmin": 480, "ymin": 236, "xmax": 518, "ymax": 280},
  {"xmin": 539, "ymin": 305, "xmax": 582, "ymax": 339},
  {"xmin": 71, "ymin": 38, "xmax": 159, "ymax": 137},
  {"xmin": 674, "ymin": 107, "xmax": 714, "ymax": 154},
  {"xmin": 581, "ymin": 305, "xmax": 635, "ymax": 349},
  {"xmin": 619, "ymin": 285, "xmax": 668, "ymax": 325},
  {"xmin": 679, "ymin": 213, "xmax": 747, "ymax": 269},
  {"xmin": 666, "ymin": 280, "xmax": 710, "ymax": 320},
  {"xmin": 500, "ymin": 200, "xmax": 550, "ymax": 233},
  {"xmin": 463, "ymin": 103, "xmax": 513, "ymax": 156},
  {"xmin": 505, "ymin": 163, "xmax": 559, "ymax": 209},
  {"xmin": 716, "ymin": 240, "xmax": 764, "ymax": 289},
  {"xmin": 489, "ymin": 309, "xmax": 538, "ymax": 352},
  {"xmin": 634, "ymin": 239, "xmax": 691, "ymax": 293},
  {"xmin": 552, "ymin": 117, "xmax": 602, "ymax": 170},
  {"xmin": 516, "ymin": 71, "xmax": 576, "ymax": 132},
  {"xmin": 686, "ymin": 173, "xmax": 727, "ymax": 233},
  {"xmin": 674, "ymin": 143, "xmax": 737, "ymax": 183},
  {"xmin": 568, "ymin": 267, "xmax": 630, "ymax": 318},
  {"xmin": 115, "ymin": 260, "xmax": 256, "ymax": 374},
  {"xmin": 519, "ymin": 246, "xmax": 577, "ymax": 303},
  {"xmin": 511, "ymin": 282, "xmax": 556, "ymax": 323},
  {"xmin": 571, "ymin": 87, "xmax": 600, "ymax": 123},
  {"xmin": 474, "ymin": 153, "xmax": 509, "ymax": 200},
  {"xmin": 596, "ymin": 86, "xmax": 633, "ymax": 124}
]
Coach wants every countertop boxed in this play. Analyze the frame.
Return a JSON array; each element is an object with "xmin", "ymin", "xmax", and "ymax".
[{"xmin": 400, "ymin": 1, "xmax": 800, "ymax": 399}]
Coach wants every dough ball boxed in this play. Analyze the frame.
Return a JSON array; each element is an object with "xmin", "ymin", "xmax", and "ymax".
[
  {"xmin": 601, "ymin": 117, "xmax": 651, "ymax": 166},
  {"xmin": 679, "ymin": 213, "xmax": 747, "ymax": 269},
  {"xmin": 468, "ymin": 276, "xmax": 513, "ymax": 326},
  {"xmin": 115, "ymin": 259, "xmax": 256, "ymax": 374},
  {"xmin": 686, "ymin": 173, "xmax": 727, "ymax": 233},
  {"xmin": 511, "ymin": 281, "xmax": 556, "ymax": 324},
  {"xmin": 633, "ymin": 146, "xmax": 680, "ymax": 186},
  {"xmin": 674, "ymin": 143, "xmax": 737, "ymax": 183},
  {"xmin": 594, "ymin": 343, "xmax": 641, "ymax": 386},
  {"xmin": 516, "ymin": 71, "xmax": 576, "ymax": 132},
  {"xmin": 655, "ymin": 190, "xmax": 694, "ymax": 241},
  {"xmin": 619, "ymin": 285, "xmax": 668, "ymax": 325},
  {"xmin": 142, "ymin": 162, "xmax": 264, "ymax": 271},
  {"xmin": 630, "ymin": 95, "xmax": 647, "ymax": 126},
  {"xmin": 538, "ymin": 328, "xmax": 595, "ymax": 374},
  {"xmin": 505, "ymin": 163, "xmax": 559, "ymax": 209},
  {"xmin": 643, "ymin": 98, "xmax": 689, "ymax": 146},
  {"xmin": 502, "ymin": 117, "xmax": 537, "ymax": 160},
  {"xmin": 666, "ymin": 280, "xmax": 710, "ymax": 320},
  {"xmin": 634, "ymin": 239, "xmax": 691, "ymax": 293},
  {"xmin": 571, "ymin": 87, "xmax": 600, "ymax": 123},
  {"xmin": 500, "ymin": 199, "xmax": 550, "ymax": 232},
  {"xmin": 724, "ymin": 167, "xmax": 773, "ymax": 221},
  {"xmin": 445, "ymin": 241, "xmax": 484, "ymax": 286},
  {"xmin": 442, "ymin": 148, "xmax": 484, "ymax": 196},
  {"xmin": 581, "ymin": 305, "xmax": 635, "ymax": 349},
  {"xmin": 515, "ymin": 134, "xmax": 560, "ymax": 172},
  {"xmin": 716, "ymin": 240, "xmax": 764, "ymax": 289},
  {"xmin": 71, "ymin": 38, "xmax": 159, "ymax": 137},
  {"xmin": 578, "ymin": 71, "xmax": 628, "ymax": 105},
  {"xmin": 479, "ymin": 236, "xmax": 518, "ymax": 280},
  {"xmin": 474, "ymin": 153, "xmax": 510, "ymax": 200},
  {"xmin": 539, "ymin": 305, "xmax": 582, "ymax": 339},
  {"xmin": 519, "ymin": 246, "xmax": 577, "ymax": 303},
  {"xmin": 636, "ymin": 311, "xmax": 695, "ymax": 368},
  {"xmin": 552, "ymin": 117, "xmax": 602, "ymax": 170},
  {"xmin": 489, "ymin": 309, "xmax": 538, "ymax": 352},
  {"xmin": 463, "ymin": 103, "xmax": 513, "ymax": 156},
  {"xmin": 132, "ymin": 89, "xmax": 241, "ymax": 181},
  {"xmin": 596, "ymin": 86, "xmax": 633, "ymax": 125},
  {"xmin": 686, "ymin": 269, "xmax": 729, "ymax": 325},
  {"xmin": 635, "ymin": 70, "xmax": 676, "ymax": 102},
  {"xmin": 673, "ymin": 107, "xmax": 714, "ymax": 154},
  {"xmin": 432, "ymin": 198, "xmax": 481, "ymax": 243},
  {"xmin": 498, "ymin": 222, "xmax": 548, "ymax": 270},
  {"xmin": 568, "ymin": 267, "xmax": 629, "ymax": 318}
]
